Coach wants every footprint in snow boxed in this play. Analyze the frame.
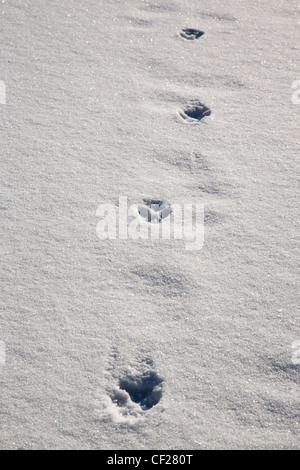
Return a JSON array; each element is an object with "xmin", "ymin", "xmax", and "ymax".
[
  {"xmin": 100, "ymin": 355, "xmax": 164, "ymax": 424},
  {"xmin": 138, "ymin": 199, "xmax": 171, "ymax": 224},
  {"xmin": 180, "ymin": 101, "xmax": 211, "ymax": 122},
  {"xmin": 180, "ymin": 28, "xmax": 204, "ymax": 40},
  {"xmin": 117, "ymin": 365, "xmax": 163, "ymax": 411}
]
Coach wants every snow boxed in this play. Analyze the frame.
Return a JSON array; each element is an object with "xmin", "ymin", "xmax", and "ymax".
[{"xmin": 0, "ymin": 0, "xmax": 299, "ymax": 450}]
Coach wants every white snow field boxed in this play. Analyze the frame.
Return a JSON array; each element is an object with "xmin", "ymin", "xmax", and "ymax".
[{"xmin": 0, "ymin": 0, "xmax": 299, "ymax": 450}]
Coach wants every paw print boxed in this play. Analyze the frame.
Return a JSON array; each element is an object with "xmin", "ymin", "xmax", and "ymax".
[
  {"xmin": 180, "ymin": 28, "xmax": 204, "ymax": 40},
  {"xmin": 138, "ymin": 199, "xmax": 172, "ymax": 224}
]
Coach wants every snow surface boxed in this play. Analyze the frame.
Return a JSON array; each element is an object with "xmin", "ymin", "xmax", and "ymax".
[{"xmin": 0, "ymin": 0, "xmax": 299, "ymax": 450}]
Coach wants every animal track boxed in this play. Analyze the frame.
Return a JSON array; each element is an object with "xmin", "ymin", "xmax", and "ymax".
[
  {"xmin": 100, "ymin": 355, "xmax": 164, "ymax": 424},
  {"xmin": 119, "ymin": 365, "xmax": 163, "ymax": 411},
  {"xmin": 138, "ymin": 199, "xmax": 171, "ymax": 223},
  {"xmin": 180, "ymin": 101, "xmax": 211, "ymax": 121},
  {"xmin": 180, "ymin": 28, "xmax": 204, "ymax": 40}
]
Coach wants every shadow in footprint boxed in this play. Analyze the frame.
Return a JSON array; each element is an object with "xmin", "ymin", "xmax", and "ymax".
[
  {"xmin": 138, "ymin": 199, "xmax": 171, "ymax": 223},
  {"xmin": 119, "ymin": 369, "xmax": 163, "ymax": 410},
  {"xmin": 180, "ymin": 101, "xmax": 211, "ymax": 121},
  {"xmin": 102, "ymin": 353, "xmax": 164, "ymax": 423},
  {"xmin": 180, "ymin": 28, "xmax": 204, "ymax": 40}
]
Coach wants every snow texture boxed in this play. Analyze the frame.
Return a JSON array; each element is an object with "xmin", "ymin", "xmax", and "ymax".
[{"xmin": 0, "ymin": 0, "xmax": 299, "ymax": 450}]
